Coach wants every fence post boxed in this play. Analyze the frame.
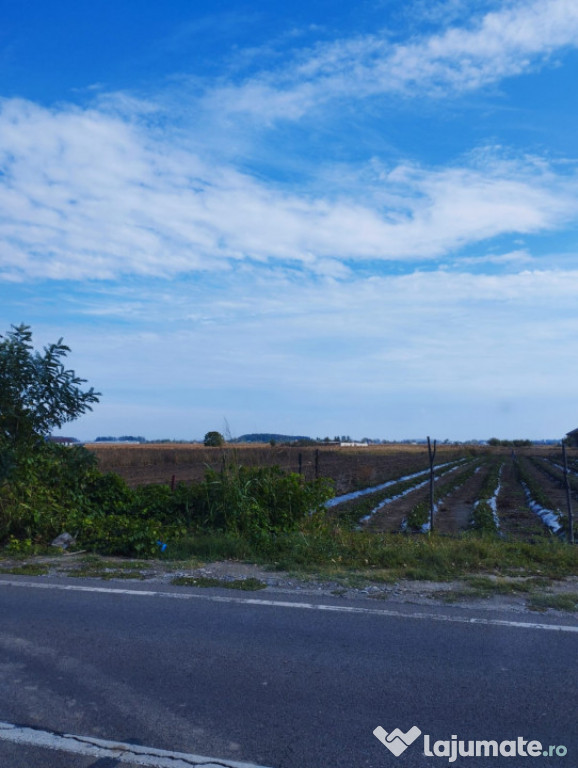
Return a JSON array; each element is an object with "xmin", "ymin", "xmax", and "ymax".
[
  {"xmin": 298, "ymin": 452, "xmax": 303, "ymax": 475},
  {"xmin": 427, "ymin": 436, "xmax": 437, "ymax": 533},
  {"xmin": 170, "ymin": 474, "xmax": 176, "ymax": 491},
  {"xmin": 315, "ymin": 449, "xmax": 320, "ymax": 479},
  {"xmin": 562, "ymin": 441, "xmax": 574, "ymax": 544}
]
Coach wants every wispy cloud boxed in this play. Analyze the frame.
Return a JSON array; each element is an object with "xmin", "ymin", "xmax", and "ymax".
[
  {"xmin": 0, "ymin": 98, "xmax": 575, "ymax": 282},
  {"xmin": 202, "ymin": 0, "xmax": 578, "ymax": 121},
  {"xmin": 46, "ymin": 265, "xmax": 578, "ymax": 414},
  {"xmin": 457, "ymin": 248, "xmax": 534, "ymax": 266},
  {"xmin": 16, "ymin": 258, "xmax": 578, "ymax": 439}
]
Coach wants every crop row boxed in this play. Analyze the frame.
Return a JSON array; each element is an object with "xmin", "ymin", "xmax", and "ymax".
[
  {"xmin": 327, "ymin": 459, "xmax": 469, "ymax": 528},
  {"xmin": 405, "ymin": 459, "xmax": 484, "ymax": 531},
  {"xmin": 534, "ymin": 456, "xmax": 578, "ymax": 497},
  {"xmin": 515, "ymin": 458, "xmax": 565, "ymax": 537},
  {"xmin": 470, "ymin": 460, "xmax": 503, "ymax": 534}
]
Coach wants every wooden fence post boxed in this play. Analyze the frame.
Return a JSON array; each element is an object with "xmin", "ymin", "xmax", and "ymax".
[
  {"xmin": 315, "ymin": 449, "xmax": 320, "ymax": 479},
  {"xmin": 562, "ymin": 441, "xmax": 574, "ymax": 544},
  {"xmin": 298, "ymin": 452, "xmax": 303, "ymax": 475},
  {"xmin": 427, "ymin": 436, "xmax": 437, "ymax": 533}
]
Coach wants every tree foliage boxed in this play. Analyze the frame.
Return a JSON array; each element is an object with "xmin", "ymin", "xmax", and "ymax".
[
  {"xmin": 0, "ymin": 324, "xmax": 100, "ymax": 449},
  {"xmin": 204, "ymin": 431, "xmax": 225, "ymax": 447}
]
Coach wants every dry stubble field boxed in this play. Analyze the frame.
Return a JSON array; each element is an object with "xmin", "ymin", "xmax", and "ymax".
[{"xmin": 87, "ymin": 442, "xmax": 463, "ymax": 492}]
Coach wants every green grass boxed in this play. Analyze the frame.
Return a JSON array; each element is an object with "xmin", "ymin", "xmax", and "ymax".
[
  {"xmin": 437, "ymin": 576, "xmax": 538, "ymax": 603},
  {"xmin": 165, "ymin": 534, "xmax": 256, "ymax": 562},
  {"xmin": 464, "ymin": 576, "xmax": 534, "ymax": 594},
  {"xmin": 167, "ymin": 528, "xmax": 578, "ymax": 581},
  {"xmin": 64, "ymin": 557, "xmax": 150, "ymax": 580},
  {"xmin": 69, "ymin": 568, "xmax": 146, "ymax": 580},
  {"xmin": 0, "ymin": 563, "xmax": 50, "ymax": 576},
  {"xmin": 2, "ymin": 523, "xmax": 576, "ymax": 586},
  {"xmin": 171, "ymin": 575, "xmax": 267, "ymax": 590},
  {"xmin": 527, "ymin": 593, "xmax": 578, "ymax": 613}
]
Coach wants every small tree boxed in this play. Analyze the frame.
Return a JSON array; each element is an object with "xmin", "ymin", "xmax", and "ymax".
[
  {"xmin": 0, "ymin": 324, "xmax": 100, "ymax": 452},
  {"xmin": 204, "ymin": 431, "xmax": 225, "ymax": 447}
]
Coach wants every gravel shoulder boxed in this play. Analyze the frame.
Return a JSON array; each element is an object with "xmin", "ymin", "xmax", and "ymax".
[{"xmin": 1, "ymin": 552, "xmax": 577, "ymax": 619}]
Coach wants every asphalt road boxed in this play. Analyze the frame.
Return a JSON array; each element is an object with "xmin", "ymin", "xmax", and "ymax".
[{"xmin": 0, "ymin": 576, "xmax": 576, "ymax": 768}]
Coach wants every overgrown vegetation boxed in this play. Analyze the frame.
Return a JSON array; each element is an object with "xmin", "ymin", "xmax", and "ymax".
[
  {"xmin": 166, "ymin": 527, "xmax": 577, "ymax": 581},
  {"xmin": 0, "ymin": 445, "xmax": 333, "ymax": 555}
]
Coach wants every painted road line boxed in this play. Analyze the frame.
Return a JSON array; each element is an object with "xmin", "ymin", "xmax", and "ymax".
[
  {"xmin": 0, "ymin": 721, "xmax": 274, "ymax": 768},
  {"xmin": 1, "ymin": 578, "xmax": 577, "ymax": 633}
]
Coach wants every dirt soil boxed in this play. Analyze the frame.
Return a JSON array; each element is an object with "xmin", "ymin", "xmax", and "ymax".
[
  {"xmin": 364, "ymin": 462, "xmax": 479, "ymax": 533},
  {"xmin": 434, "ymin": 464, "xmax": 490, "ymax": 533},
  {"xmin": 1, "ymin": 553, "xmax": 576, "ymax": 618},
  {"xmin": 496, "ymin": 458, "xmax": 559, "ymax": 539},
  {"xmin": 519, "ymin": 456, "xmax": 572, "ymax": 513}
]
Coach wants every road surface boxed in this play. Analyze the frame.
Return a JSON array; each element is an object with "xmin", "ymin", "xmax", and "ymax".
[{"xmin": 0, "ymin": 575, "xmax": 576, "ymax": 767}]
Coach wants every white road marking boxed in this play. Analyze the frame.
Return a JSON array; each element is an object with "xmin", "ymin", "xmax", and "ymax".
[
  {"xmin": 0, "ymin": 578, "xmax": 576, "ymax": 632},
  {"xmin": 0, "ymin": 720, "xmax": 274, "ymax": 768}
]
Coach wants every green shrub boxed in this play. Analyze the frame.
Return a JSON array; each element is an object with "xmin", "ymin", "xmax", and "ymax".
[
  {"xmin": 202, "ymin": 464, "xmax": 334, "ymax": 539},
  {"xmin": 0, "ymin": 443, "xmax": 97, "ymax": 543},
  {"xmin": 64, "ymin": 510, "xmax": 184, "ymax": 556},
  {"xmin": 131, "ymin": 481, "xmax": 207, "ymax": 527}
]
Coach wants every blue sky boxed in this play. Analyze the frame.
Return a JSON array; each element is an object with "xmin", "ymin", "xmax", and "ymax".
[{"xmin": 1, "ymin": 0, "xmax": 578, "ymax": 441}]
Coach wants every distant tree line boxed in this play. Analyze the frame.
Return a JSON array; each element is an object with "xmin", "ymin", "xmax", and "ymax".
[{"xmin": 487, "ymin": 438, "xmax": 533, "ymax": 447}]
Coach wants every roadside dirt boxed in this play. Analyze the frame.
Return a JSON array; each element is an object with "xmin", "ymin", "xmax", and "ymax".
[{"xmin": 1, "ymin": 553, "xmax": 576, "ymax": 618}]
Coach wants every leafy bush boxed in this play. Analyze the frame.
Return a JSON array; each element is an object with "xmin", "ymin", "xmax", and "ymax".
[
  {"xmin": 202, "ymin": 464, "xmax": 334, "ymax": 539},
  {"xmin": 0, "ymin": 443, "xmax": 98, "ymax": 543},
  {"xmin": 130, "ymin": 482, "xmax": 207, "ymax": 527},
  {"xmin": 65, "ymin": 509, "xmax": 185, "ymax": 556}
]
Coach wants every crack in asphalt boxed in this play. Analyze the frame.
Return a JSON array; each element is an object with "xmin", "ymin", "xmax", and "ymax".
[{"xmin": 0, "ymin": 721, "xmax": 274, "ymax": 768}]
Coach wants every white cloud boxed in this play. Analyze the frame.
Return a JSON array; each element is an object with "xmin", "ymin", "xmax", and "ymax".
[
  {"xmin": 202, "ymin": 0, "xmax": 578, "ymax": 121},
  {"xmin": 0, "ymin": 99, "xmax": 575, "ymax": 282},
  {"xmin": 43, "ymin": 266, "xmax": 578, "ymax": 419},
  {"xmin": 20, "ymin": 262, "xmax": 578, "ymax": 439},
  {"xmin": 458, "ymin": 248, "xmax": 534, "ymax": 266}
]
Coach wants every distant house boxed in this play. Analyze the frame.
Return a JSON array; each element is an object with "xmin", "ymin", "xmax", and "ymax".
[
  {"xmin": 565, "ymin": 429, "xmax": 578, "ymax": 447},
  {"xmin": 340, "ymin": 441, "xmax": 369, "ymax": 448},
  {"xmin": 47, "ymin": 436, "xmax": 79, "ymax": 446}
]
